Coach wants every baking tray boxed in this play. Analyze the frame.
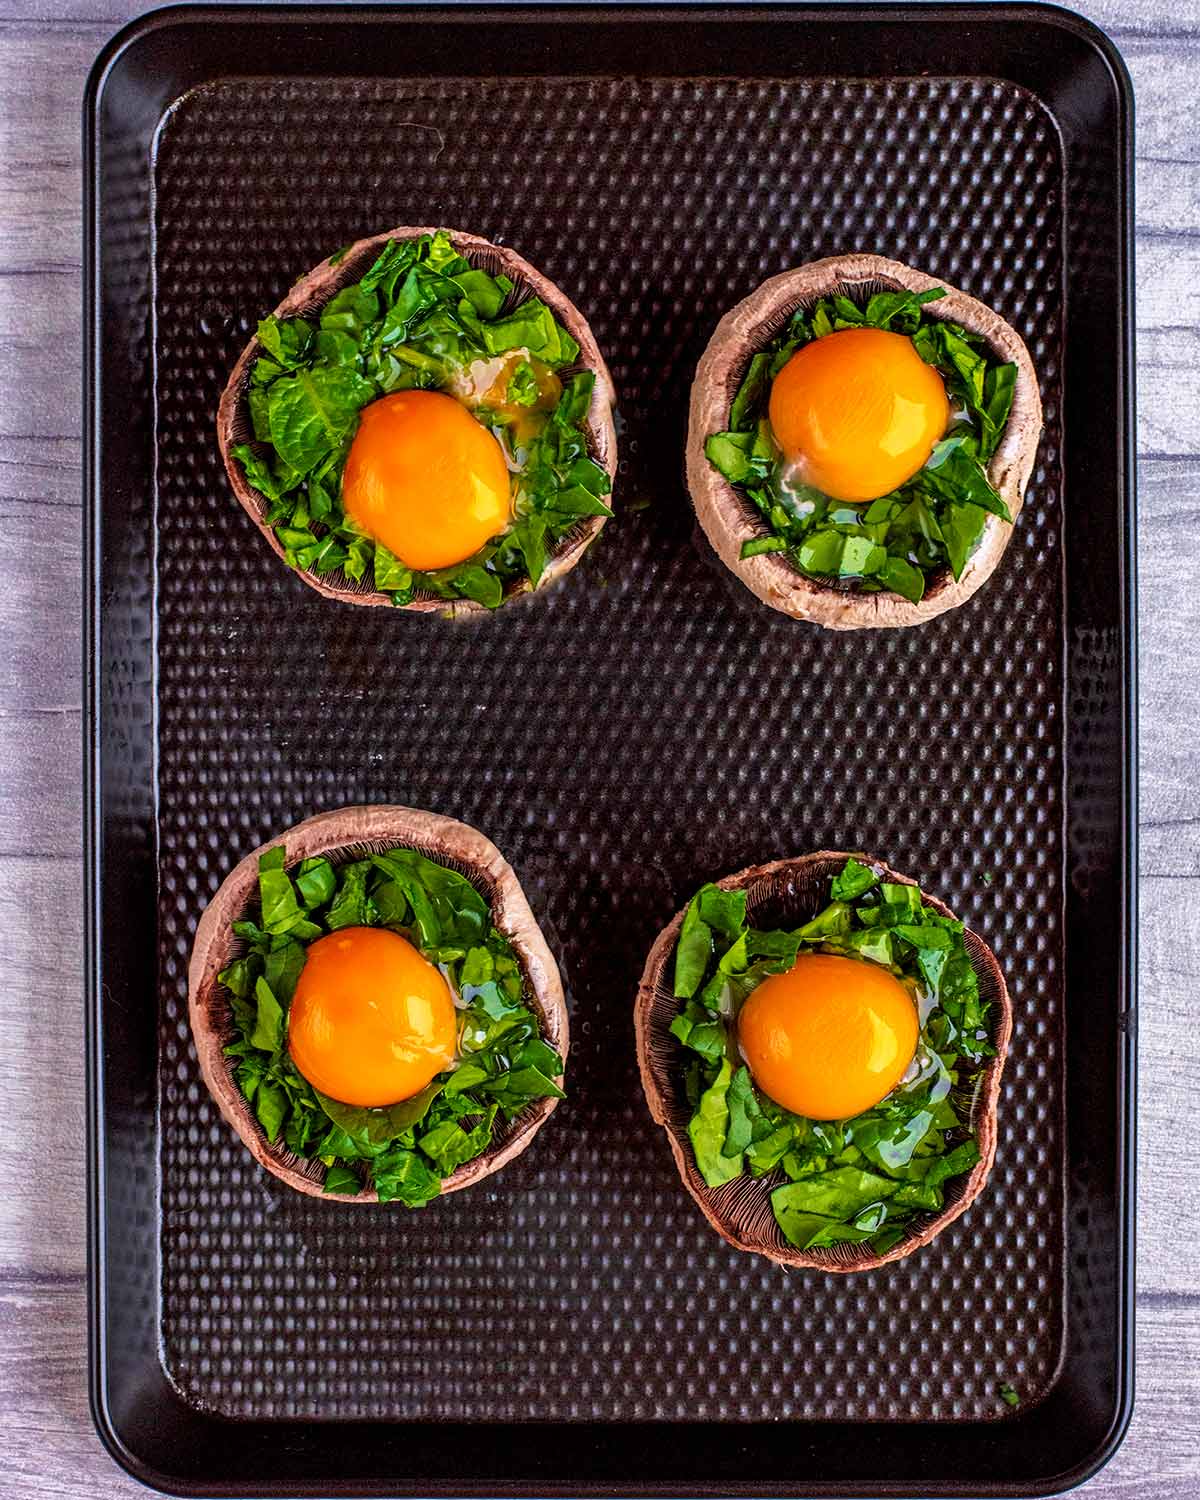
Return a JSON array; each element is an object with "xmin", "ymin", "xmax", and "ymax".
[{"xmin": 83, "ymin": 4, "xmax": 1136, "ymax": 1495}]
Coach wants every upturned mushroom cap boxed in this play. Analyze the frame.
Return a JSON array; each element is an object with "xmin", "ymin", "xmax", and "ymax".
[
  {"xmin": 217, "ymin": 227, "xmax": 617, "ymax": 616},
  {"xmin": 188, "ymin": 806, "xmax": 568, "ymax": 1202},
  {"xmin": 634, "ymin": 851, "xmax": 1011, "ymax": 1272},
  {"xmin": 686, "ymin": 253, "xmax": 1043, "ymax": 629}
]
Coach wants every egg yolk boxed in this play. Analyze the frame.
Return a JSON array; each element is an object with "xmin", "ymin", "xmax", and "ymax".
[
  {"xmin": 287, "ymin": 926, "xmax": 457, "ymax": 1107},
  {"xmin": 342, "ymin": 390, "xmax": 512, "ymax": 571},
  {"xmin": 767, "ymin": 327, "xmax": 950, "ymax": 503},
  {"xmin": 737, "ymin": 952, "xmax": 918, "ymax": 1120}
]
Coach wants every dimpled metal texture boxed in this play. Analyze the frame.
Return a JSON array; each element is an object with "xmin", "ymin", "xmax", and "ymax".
[{"xmin": 153, "ymin": 74, "xmax": 1064, "ymax": 1423}]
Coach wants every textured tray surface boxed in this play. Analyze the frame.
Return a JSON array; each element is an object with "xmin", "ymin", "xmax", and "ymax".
[{"xmin": 154, "ymin": 73, "xmax": 1064, "ymax": 1424}]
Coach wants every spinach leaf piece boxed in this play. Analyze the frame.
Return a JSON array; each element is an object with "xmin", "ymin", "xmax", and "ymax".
[
  {"xmin": 698, "ymin": 885, "xmax": 748, "ymax": 939},
  {"xmin": 315, "ymin": 1082, "xmax": 445, "ymax": 1150},
  {"xmin": 326, "ymin": 862, "xmax": 372, "ymax": 931},
  {"xmin": 323, "ymin": 1161, "xmax": 362, "ymax": 1195},
  {"xmin": 670, "ymin": 1002, "xmax": 727, "ymax": 1063},
  {"xmin": 258, "ymin": 860, "xmax": 308, "ymax": 936},
  {"xmin": 705, "ymin": 432, "xmax": 756, "ymax": 485},
  {"xmin": 256, "ymin": 315, "xmax": 312, "ymax": 369},
  {"xmin": 453, "ymin": 269, "xmax": 507, "ymax": 319},
  {"xmin": 689, "ymin": 1059, "xmax": 744, "ymax": 1187},
  {"xmin": 723, "ymin": 1066, "xmax": 759, "ymax": 1158},
  {"xmin": 830, "ymin": 857, "xmax": 877, "ymax": 902},
  {"xmin": 266, "ymin": 366, "xmax": 375, "ymax": 475},
  {"xmin": 454, "ymin": 564, "xmax": 504, "ymax": 609},
  {"xmin": 250, "ymin": 977, "xmax": 283, "ymax": 1053},
  {"xmin": 230, "ymin": 443, "xmax": 288, "ymax": 502},
  {"xmin": 253, "ymin": 1079, "xmax": 287, "ymax": 1144},
  {"xmin": 772, "ymin": 1166, "xmax": 900, "ymax": 1222},
  {"xmin": 741, "ymin": 536, "xmax": 789, "ymax": 559},
  {"xmin": 481, "ymin": 299, "xmax": 580, "ymax": 366},
  {"xmin": 294, "ymin": 856, "xmax": 336, "ymax": 908},
  {"xmin": 729, "ymin": 352, "xmax": 771, "ymax": 432},
  {"xmin": 480, "ymin": 1064, "xmax": 566, "ymax": 1108},
  {"xmin": 419, "ymin": 1107, "xmax": 499, "ymax": 1175},
  {"xmin": 923, "ymin": 436, "xmax": 1012, "ymax": 522},
  {"xmin": 373, "ymin": 1147, "xmax": 442, "ymax": 1207},
  {"xmin": 372, "ymin": 543, "xmax": 412, "ymax": 594},
  {"xmin": 264, "ymin": 939, "xmax": 306, "ymax": 1007},
  {"xmin": 674, "ymin": 891, "xmax": 714, "ymax": 1000},
  {"xmin": 218, "ymin": 954, "xmax": 260, "ymax": 1000}
]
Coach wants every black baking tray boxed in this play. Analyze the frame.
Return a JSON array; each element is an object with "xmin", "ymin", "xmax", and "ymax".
[{"xmin": 83, "ymin": 4, "xmax": 1136, "ymax": 1495}]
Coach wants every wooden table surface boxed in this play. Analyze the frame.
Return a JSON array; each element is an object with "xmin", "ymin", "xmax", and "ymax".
[{"xmin": 1, "ymin": 1, "xmax": 1197, "ymax": 1495}]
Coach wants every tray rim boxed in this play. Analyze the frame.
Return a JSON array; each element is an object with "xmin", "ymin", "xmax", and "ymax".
[{"xmin": 83, "ymin": 3, "xmax": 1137, "ymax": 1495}]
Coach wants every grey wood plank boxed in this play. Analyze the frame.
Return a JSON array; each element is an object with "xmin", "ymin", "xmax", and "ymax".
[
  {"xmin": 9, "ymin": 464, "xmax": 1189, "ymax": 870},
  {"xmin": 1138, "ymin": 232, "xmax": 1200, "ymax": 335},
  {"xmin": 0, "ymin": 858, "xmax": 85, "ymax": 1278},
  {"xmin": 1139, "ymin": 328, "xmax": 1200, "ymax": 458},
  {"xmin": 0, "ymin": 493, "xmax": 80, "ymax": 859},
  {"xmin": 0, "ymin": 0, "xmax": 1196, "ymax": 1494},
  {"xmin": 2, "ymin": 0, "xmax": 1199, "ymax": 35},
  {"xmin": 5, "ymin": 855, "xmax": 1193, "ymax": 1301},
  {"xmin": 13, "ymin": 262, "xmax": 1192, "ymax": 455},
  {"xmin": 0, "ymin": 29, "xmax": 82, "ymax": 266},
  {"xmin": 1140, "ymin": 458, "xmax": 1200, "ymax": 875},
  {"xmin": 1, "ymin": 446, "xmax": 1196, "ymax": 870},
  {"xmin": 0, "ymin": 437, "xmax": 82, "ymax": 508},
  {"xmin": 1, "ymin": 1274, "xmax": 1195, "ymax": 1499},
  {"xmin": 0, "ymin": 712, "xmax": 81, "ymax": 857},
  {"xmin": 1122, "ymin": 34, "xmax": 1200, "ymax": 165},
  {"xmin": 1139, "ymin": 159, "xmax": 1200, "ymax": 240},
  {"xmin": 0, "ymin": 498, "xmax": 80, "ymax": 711},
  {"xmin": 0, "ymin": 29, "xmax": 1198, "ymax": 456},
  {"xmin": 0, "ymin": 27, "xmax": 1199, "ymax": 297},
  {"xmin": 1136, "ymin": 877, "xmax": 1200, "ymax": 1304},
  {"xmin": 1, "ymin": 259, "xmax": 1198, "ymax": 449},
  {"xmin": 0, "ymin": 271, "xmax": 77, "ymax": 441},
  {"xmin": 0, "ymin": 1277, "xmax": 137, "ymax": 1500}
]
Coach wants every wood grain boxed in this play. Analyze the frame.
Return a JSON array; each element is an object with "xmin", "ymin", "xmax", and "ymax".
[
  {"xmin": 3, "ymin": 0, "xmax": 1199, "ymax": 34},
  {"xmin": 0, "ymin": 1, "xmax": 1197, "ymax": 1495},
  {"xmin": 1140, "ymin": 460, "xmax": 1200, "ymax": 875},
  {"xmin": 0, "ymin": 1278, "xmax": 1196, "ymax": 1498}
]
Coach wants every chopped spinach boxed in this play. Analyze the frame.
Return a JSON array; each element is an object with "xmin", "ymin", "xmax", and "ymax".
[
  {"xmin": 705, "ymin": 287, "xmax": 1017, "ymax": 603},
  {"xmin": 231, "ymin": 231, "xmax": 611, "ymax": 608},
  {"xmin": 218, "ymin": 841, "xmax": 564, "ymax": 1205},
  {"xmin": 669, "ymin": 858, "xmax": 991, "ymax": 1255}
]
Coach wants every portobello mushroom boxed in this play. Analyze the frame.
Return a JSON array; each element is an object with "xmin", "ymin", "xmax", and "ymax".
[
  {"xmin": 634, "ymin": 850, "xmax": 1011, "ymax": 1271},
  {"xmin": 218, "ymin": 227, "xmax": 617, "ymax": 615},
  {"xmin": 188, "ymin": 805, "xmax": 567, "ymax": 1201},
  {"xmin": 686, "ymin": 253, "xmax": 1042, "ymax": 628}
]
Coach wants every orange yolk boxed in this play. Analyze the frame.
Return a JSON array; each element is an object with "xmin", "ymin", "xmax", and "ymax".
[
  {"xmin": 287, "ymin": 926, "xmax": 457, "ymax": 1107},
  {"xmin": 737, "ymin": 952, "xmax": 918, "ymax": 1120},
  {"xmin": 342, "ymin": 390, "xmax": 512, "ymax": 571},
  {"xmin": 767, "ymin": 327, "xmax": 950, "ymax": 503}
]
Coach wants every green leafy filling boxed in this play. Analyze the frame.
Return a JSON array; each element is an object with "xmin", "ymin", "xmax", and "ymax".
[
  {"xmin": 231, "ymin": 231, "xmax": 611, "ymax": 609},
  {"xmin": 705, "ymin": 288, "xmax": 1017, "ymax": 603},
  {"xmin": 670, "ymin": 858, "xmax": 991, "ymax": 1255},
  {"xmin": 219, "ymin": 843, "xmax": 564, "ymax": 1205}
]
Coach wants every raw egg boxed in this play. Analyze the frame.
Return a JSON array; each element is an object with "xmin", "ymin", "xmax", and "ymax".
[
  {"xmin": 737, "ymin": 952, "xmax": 918, "ymax": 1120},
  {"xmin": 342, "ymin": 390, "xmax": 511, "ymax": 570},
  {"xmin": 767, "ymin": 327, "xmax": 950, "ymax": 503},
  {"xmin": 288, "ymin": 926, "xmax": 457, "ymax": 1107},
  {"xmin": 451, "ymin": 352, "xmax": 563, "ymax": 452}
]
